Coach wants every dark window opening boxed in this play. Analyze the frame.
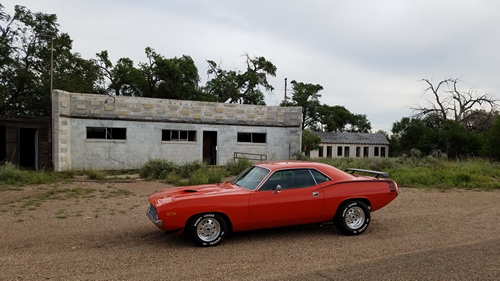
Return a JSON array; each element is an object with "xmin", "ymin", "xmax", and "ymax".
[
  {"xmin": 237, "ymin": 132, "xmax": 266, "ymax": 144},
  {"xmin": 374, "ymin": 147, "xmax": 379, "ymax": 157},
  {"xmin": 363, "ymin": 147, "xmax": 369, "ymax": 157},
  {"xmin": 344, "ymin": 146, "xmax": 350, "ymax": 157},
  {"xmin": 337, "ymin": 146, "xmax": 342, "ymax": 157},
  {"xmin": 356, "ymin": 147, "xmax": 361, "ymax": 157},
  {"xmin": 318, "ymin": 146, "xmax": 323, "ymax": 157},
  {"xmin": 162, "ymin": 130, "xmax": 196, "ymax": 141},
  {"xmin": 326, "ymin": 146, "xmax": 332, "ymax": 158},
  {"xmin": 381, "ymin": 147, "xmax": 386, "ymax": 157},
  {"xmin": 87, "ymin": 127, "xmax": 126, "ymax": 140}
]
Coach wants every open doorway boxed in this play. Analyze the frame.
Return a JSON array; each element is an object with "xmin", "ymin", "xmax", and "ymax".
[
  {"xmin": 19, "ymin": 128, "xmax": 38, "ymax": 170},
  {"xmin": 0, "ymin": 126, "xmax": 5, "ymax": 162},
  {"xmin": 202, "ymin": 131, "xmax": 217, "ymax": 165}
]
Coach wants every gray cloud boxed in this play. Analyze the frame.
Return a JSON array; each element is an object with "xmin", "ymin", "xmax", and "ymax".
[{"xmin": 3, "ymin": 0, "xmax": 499, "ymax": 132}]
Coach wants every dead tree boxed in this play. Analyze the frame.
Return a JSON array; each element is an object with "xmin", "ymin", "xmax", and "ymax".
[{"xmin": 412, "ymin": 78, "xmax": 498, "ymax": 130}]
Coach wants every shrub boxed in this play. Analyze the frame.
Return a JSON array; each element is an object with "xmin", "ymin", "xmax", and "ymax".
[
  {"xmin": 226, "ymin": 158, "xmax": 253, "ymax": 175},
  {"xmin": 187, "ymin": 167, "xmax": 227, "ymax": 185},
  {"xmin": 85, "ymin": 168, "xmax": 107, "ymax": 180},
  {"xmin": 0, "ymin": 162, "xmax": 24, "ymax": 184},
  {"xmin": 178, "ymin": 160, "xmax": 206, "ymax": 178},
  {"xmin": 140, "ymin": 159, "xmax": 178, "ymax": 180}
]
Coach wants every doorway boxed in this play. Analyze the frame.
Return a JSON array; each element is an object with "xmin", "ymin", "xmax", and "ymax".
[
  {"xmin": 0, "ymin": 126, "xmax": 5, "ymax": 161},
  {"xmin": 202, "ymin": 131, "xmax": 217, "ymax": 165},
  {"xmin": 19, "ymin": 128, "xmax": 38, "ymax": 170}
]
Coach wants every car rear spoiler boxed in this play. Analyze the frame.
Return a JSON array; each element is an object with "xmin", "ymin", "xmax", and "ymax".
[{"xmin": 345, "ymin": 168, "xmax": 389, "ymax": 178}]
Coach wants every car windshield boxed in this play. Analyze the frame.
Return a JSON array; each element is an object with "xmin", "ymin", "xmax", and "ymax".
[{"xmin": 231, "ymin": 166, "xmax": 270, "ymax": 191}]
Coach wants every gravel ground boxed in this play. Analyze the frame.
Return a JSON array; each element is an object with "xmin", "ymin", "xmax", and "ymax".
[{"xmin": 0, "ymin": 180, "xmax": 499, "ymax": 280}]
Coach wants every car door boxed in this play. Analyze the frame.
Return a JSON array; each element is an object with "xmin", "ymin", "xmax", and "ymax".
[{"xmin": 248, "ymin": 169, "xmax": 325, "ymax": 229}]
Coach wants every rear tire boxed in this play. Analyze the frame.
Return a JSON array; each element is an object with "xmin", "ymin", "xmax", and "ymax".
[
  {"xmin": 188, "ymin": 213, "xmax": 227, "ymax": 247},
  {"xmin": 334, "ymin": 200, "xmax": 370, "ymax": 235}
]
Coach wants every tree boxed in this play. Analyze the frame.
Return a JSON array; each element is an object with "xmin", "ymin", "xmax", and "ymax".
[
  {"xmin": 154, "ymin": 54, "xmax": 201, "ymax": 100},
  {"xmin": 316, "ymin": 104, "xmax": 371, "ymax": 132},
  {"xmin": 204, "ymin": 54, "xmax": 277, "ymax": 104},
  {"xmin": 281, "ymin": 80, "xmax": 323, "ymax": 130},
  {"xmin": 301, "ymin": 129, "xmax": 321, "ymax": 154},
  {"xmin": 483, "ymin": 115, "xmax": 500, "ymax": 161},
  {"xmin": 390, "ymin": 115, "xmax": 481, "ymax": 158},
  {"xmin": 412, "ymin": 78, "xmax": 498, "ymax": 128},
  {"xmin": 0, "ymin": 5, "xmax": 100, "ymax": 116}
]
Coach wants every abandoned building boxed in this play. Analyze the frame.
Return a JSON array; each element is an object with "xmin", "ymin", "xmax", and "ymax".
[
  {"xmin": 51, "ymin": 90, "xmax": 303, "ymax": 171},
  {"xmin": 0, "ymin": 116, "xmax": 51, "ymax": 170},
  {"xmin": 309, "ymin": 131, "xmax": 389, "ymax": 159}
]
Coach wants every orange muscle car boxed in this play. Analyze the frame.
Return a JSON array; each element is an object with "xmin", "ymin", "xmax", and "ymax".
[{"xmin": 146, "ymin": 161, "xmax": 399, "ymax": 247}]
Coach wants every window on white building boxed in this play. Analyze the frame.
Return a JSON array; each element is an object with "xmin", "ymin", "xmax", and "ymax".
[
  {"xmin": 86, "ymin": 127, "xmax": 126, "ymax": 140},
  {"xmin": 162, "ymin": 130, "xmax": 196, "ymax": 142},
  {"xmin": 237, "ymin": 132, "xmax": 266, "ymax": 143}
]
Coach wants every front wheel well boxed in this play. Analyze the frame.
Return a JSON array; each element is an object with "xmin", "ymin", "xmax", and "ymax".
[{"xmin": 184, "ymin": 212, "xmax": 233, "ymax": 234}]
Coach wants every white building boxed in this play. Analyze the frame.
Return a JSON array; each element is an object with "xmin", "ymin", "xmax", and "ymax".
[
  {"xmin": 309, "ymin": 131, "xmax": 389, "ymax": 159},
  {"xmin": 51, "ymin": 90, "xmax": 302, "ymax": 171}
]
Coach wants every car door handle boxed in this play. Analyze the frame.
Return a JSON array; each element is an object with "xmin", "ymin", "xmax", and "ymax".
[{"xmin": 312, "ymin": 191, "xmax": 319, "ymax": 197}]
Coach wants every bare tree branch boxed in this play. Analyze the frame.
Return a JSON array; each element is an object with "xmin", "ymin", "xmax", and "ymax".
[{"xmin": 411, "ymin": 78, "xmax": 498, "ymax": 129}]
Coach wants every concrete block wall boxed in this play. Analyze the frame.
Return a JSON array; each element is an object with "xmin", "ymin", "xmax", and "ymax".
[{"xmin": 52, "ymin": 90, "xmax": 303, "ymax": 171}]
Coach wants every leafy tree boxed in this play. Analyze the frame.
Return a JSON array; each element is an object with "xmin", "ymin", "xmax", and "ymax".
[
  {"xmin": 0, "ymin": 5, "xmax": 100, "ymax": 116},
  {"xmin": 301, "ymin": 129, "xmax": 321, "ymax": 153},
  {"xmin": 484, "ymin": 115, "xmax": 500, "ymax": 161},
  {"xmin": 391, "ymin": 115, "xmax": 481, "ymax": 158},
  {"xmin": 316, "ymin": 104, "xmax": 371, "ymax": 132},
  {"xmin": 204, "ymin": 53, "xmax": 277, "ymax": 104},
  {"xmin": 96, "ymin": 50, "xmax": 146, "ymax": 96},
  {"xmin": 281, "ymin": 80, "xmax": 323, "ymax": 130},
  {"xmin": 154, "ymin": 54, "xmax": 201, "ymax": 100}
]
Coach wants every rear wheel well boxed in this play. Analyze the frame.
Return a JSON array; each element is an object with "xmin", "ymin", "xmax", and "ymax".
[{"xmin": 336, "ymin": 198, "xmax": 371, "ymax": 215}]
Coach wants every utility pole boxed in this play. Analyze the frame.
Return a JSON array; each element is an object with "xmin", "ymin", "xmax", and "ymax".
[{"xmin": 284, "ymin": 78, "xmax": 287, "ymax": 107}]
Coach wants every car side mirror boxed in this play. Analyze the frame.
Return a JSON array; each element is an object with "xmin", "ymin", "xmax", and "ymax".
[{"xmin": 274, "ymin": 185, "xmax": 282, "ymax": 193}]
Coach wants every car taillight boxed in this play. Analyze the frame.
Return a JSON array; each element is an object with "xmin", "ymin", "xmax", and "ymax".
[{"xmin": 388, "ymin": 182, "xmax": 398, "ymax": 193}]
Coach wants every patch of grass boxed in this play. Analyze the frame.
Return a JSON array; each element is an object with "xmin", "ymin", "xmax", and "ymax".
[
  {"xmin": 55, "ymin": 209, "xmax": 68, "ymax": 219},
  {"xmin": 84, "ymin": 168, "xmax": 107, "ymax": 180},
  {"xmin": 316, "ymin": 157, "xmax": 500, "ymax": 190},
  {"xmin": 101, "ymin": 189, "xmax": 133, "ymax": 198}
]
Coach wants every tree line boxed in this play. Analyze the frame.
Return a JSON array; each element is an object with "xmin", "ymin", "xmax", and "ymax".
[
  {"xmin": 0, "ymin": 4, "xmax": 368, "ymax": 132},
  {"xmin": 1, "ymin": 4, "xmax": 499, "ymax": 160}
]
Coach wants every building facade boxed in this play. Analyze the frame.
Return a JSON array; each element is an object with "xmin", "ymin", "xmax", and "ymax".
[
  {"xmin": 309, "ymin": 131, "xmax": 389, "ymax": 159},
  {"xmin": 52, "ymin": 90, "xmax": 303, "ymax": 171},
  {"xmin": 0, "ymin": 116, "xmax": 51, "ymax": 170}
]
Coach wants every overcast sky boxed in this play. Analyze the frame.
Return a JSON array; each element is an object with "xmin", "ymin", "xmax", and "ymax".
[{"xmin": 3, "ymin": 0, "xmax": 500, "ymax": 132}]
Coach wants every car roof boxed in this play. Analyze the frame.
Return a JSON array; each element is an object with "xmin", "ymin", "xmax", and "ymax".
[{"xmin": 254, "ymin": 161, "xmax": 351, "ymax": 178}]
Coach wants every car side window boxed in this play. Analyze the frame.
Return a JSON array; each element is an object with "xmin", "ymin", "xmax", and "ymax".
[
  {"xmin": 259, "ymin": 171, "xmax": 283, "ymax": 191},
  {"xmin": 274, "ymin": 169, "xmax": 316, "ymax": 190},
  {"xmin": 310, "ymin": 169, "xmax": 330, "ymax": 184}
]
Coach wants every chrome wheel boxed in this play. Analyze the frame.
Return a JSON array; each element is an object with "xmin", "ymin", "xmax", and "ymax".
[
  {"xmin": 196, "ymin": 217, "xmax": 221, "ymax": 242},
  {"xmin": 344, "ymin": 206, "xmax": 365, "ymax": 230}
]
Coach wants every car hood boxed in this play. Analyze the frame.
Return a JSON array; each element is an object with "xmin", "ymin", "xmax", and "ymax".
[{"xmin": 150, "ymin": 182, "xmax": 244, "ymax": 205}]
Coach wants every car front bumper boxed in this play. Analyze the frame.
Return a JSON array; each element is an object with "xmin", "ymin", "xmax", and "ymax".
[{"xmin": 146, "ymin": 204, "xmax": 163, "ymax": 227}]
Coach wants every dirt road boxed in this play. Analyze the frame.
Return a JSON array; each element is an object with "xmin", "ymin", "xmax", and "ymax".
[{"xmin": 1, "ymin": 181, "xmax": 499, "ymax": 280}]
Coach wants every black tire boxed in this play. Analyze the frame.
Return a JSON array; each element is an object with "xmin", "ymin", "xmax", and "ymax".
[
  {"xmin": 188, "ymin": 213, "xmax": 228, "ymax": 247},
  {"xmin": 333, "ymin": 200, "xmax": 370, "ymax": 236}
]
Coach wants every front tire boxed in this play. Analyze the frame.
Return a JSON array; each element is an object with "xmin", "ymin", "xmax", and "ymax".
[
  {"xmin": 334, "ymin": 200, "xmax": 370, "ymax": 235},
  {"xmin": 188, "ymin": 213, "xmax": 227, "ymax": 247}
]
